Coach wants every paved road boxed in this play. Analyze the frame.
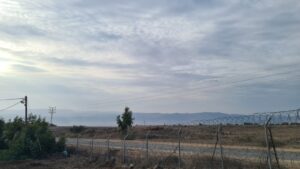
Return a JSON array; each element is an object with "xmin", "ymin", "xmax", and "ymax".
[{"xmin": 66, "ymin": 138, "xmax": 300, "ymax": 161}]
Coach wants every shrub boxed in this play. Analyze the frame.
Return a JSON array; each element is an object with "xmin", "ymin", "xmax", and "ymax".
[
  {"xmin": 0, "ymin": 119, "xmax": 7, "ymax": 149},
  {"xmin": 70, "ymin": 125, "xmax": 86, "ymax": 134},
  {"xmin": 0, "ymin": 114, "xmax": 65, "ymax": 160},
  {"xmin": 116, "ymin": 107, "xmax": 134, "ymax": 133},
  {"xmin": 56, "ymin": 137, "xmax": 66, "ymax": 152}
]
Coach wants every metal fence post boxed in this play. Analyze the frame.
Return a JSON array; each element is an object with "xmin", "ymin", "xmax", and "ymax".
[
  {"xmin": 178, "ymin": 128, "xmax": 182, "ymax": 169},
  {"xmin": 219, "ymin": 124, "xmax": 224, "ymax": 169},
  {"xmin": 212, "ymin": 125, "xmax": 219, "ymax": 168},
  {"xmin": 99, "ymin": 138, "xmax": 101, "ymax": 156},
  {"xmin": 107, "ymin": 134, "xmax": 110, "ymax": 160},
  {"xmin": 297, "ymin": 109, "xmax": 300, "ymax": 123},
  {"xmin": 265, "ymin": 117, "xmax": 272, "ymax": 169},
  {"xmin": 211, "ymin": 124, "xmax": 224, "ymax": 169},
  {"xmin": 268, "ymin": 127, "xmax": 280, "ymax": 169},
  {"xmin": 76, "ymin": 135, "xmax": 79, "ymax": 154},
  {"xmin": 146, "ymin": 131, "xmax": 150, "ymax": 161},
  {"xmin": 123, "ymin": 134, "xmax": 129, "ymax": 164},
  {"xmin": 90, "ymin": 137, "xmax": 94, "ymax": 160}
]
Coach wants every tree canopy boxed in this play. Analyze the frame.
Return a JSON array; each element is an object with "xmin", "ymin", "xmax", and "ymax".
[
  {"xmin": 0, "ymin": 114, "xmax": 65, "ymax": 160},
  {"xmin": 116, "ymin": 107, "xmax": 134, "ymax": 132}
]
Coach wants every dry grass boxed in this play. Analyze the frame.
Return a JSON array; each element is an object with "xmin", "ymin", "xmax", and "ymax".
[
  {"xmin": 52, "ymin": 125, "xmax": 300, "ymax": 148},
  {"xmin": 0, "ymin": 147, "xmax": 298, "ymax": 169}
]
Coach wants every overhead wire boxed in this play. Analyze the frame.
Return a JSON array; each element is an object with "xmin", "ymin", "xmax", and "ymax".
[
  {"xmin": 0, "ymin": 101, "xmax": 22, "ymax": 112},
  {"xmin": 93, "ymin": 64, "xmax": 300, "ymax": 104},
  {"xmin": 88, "ymin": 67, "xmax": 300, "ymax": 107},
  {"xmin": 0, "ymin": 98, "xmax": 23, "ymax": 101}
]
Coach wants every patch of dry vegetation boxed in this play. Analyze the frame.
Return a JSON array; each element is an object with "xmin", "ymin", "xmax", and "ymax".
[
  {"xmin": 51, "ymin": 125, "xmax": 300, "ymax": 148},
  {"xmin": 0, "ymin": 146, "xmax": 298, "ymax": 169}
]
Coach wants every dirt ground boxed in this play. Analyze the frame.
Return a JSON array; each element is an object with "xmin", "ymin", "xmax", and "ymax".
[
  {"xmin": 0, "ymin": 155, "xmax": 111, "ymax": 169},
  {"xmin": 51, "ymin": 125, "xmax": 300, "ymax": 148},
  {"xmin": 9, "ymin": 125, "xmax": 295, "ymax": 169},
  {"xmin": 1, "ymin": 150, "xmax": 295, "ymax": 169}
]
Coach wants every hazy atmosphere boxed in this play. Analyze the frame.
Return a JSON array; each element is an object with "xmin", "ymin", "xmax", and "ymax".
[
  {"xmin": 1, "ymin": 0, "xmax": 300, "ymax": 115},
  {"xmin": 1, "ymin": 1, "xmax": 300, "ymax": 169}
]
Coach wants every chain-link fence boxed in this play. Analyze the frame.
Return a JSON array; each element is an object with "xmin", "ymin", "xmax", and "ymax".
[{"xmin": 66, "ymin": 109, "xmax": 300, "ymax": 169}]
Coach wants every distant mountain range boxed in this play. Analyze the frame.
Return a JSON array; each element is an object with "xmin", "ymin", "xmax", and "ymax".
[
  {"xmin": 0, "ymin": 109, "xmax": 238, "ymax": 126},
  {"xmin": 133, "ymin": 112, "xmax": 232, "ymax": 125}
]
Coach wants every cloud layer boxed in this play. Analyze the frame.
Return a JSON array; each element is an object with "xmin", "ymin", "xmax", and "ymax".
[{"xmin": 0, "ymin": 0, "xmax": 300, "ymax": 114}]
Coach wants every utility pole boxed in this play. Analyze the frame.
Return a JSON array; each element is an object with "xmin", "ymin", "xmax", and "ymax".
[
  {"xmin": 21, "ymin": 96, "xmax": 28, "ymax": 124},
  {"xmin": 49, "ymin": 106, "xmax": 56, "ymax": 125},
  {"xmin": 25, "ymin": 96, "xmax": 28, "ymax": 124}
]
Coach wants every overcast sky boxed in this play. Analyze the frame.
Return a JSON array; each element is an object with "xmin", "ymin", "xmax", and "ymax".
[{"xmin": 0, "ymin": 0, "xmax": 300, "ymax": 114}]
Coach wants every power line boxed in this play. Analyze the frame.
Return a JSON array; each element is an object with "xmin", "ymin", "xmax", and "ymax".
[
  {"xmin": 97, "ymin": 68, "xmax": 300, "ymax": 106},
  {"xmin": 89, "ymin": 65, "xmax": 300, "ymax": 106},
  {"xmin": 0, "ymin": 101, "xmax": 21, "ymax": 112},
  {"xmin": 88, "ymin": 68, "xmax": 300, "ymax": 107},
  {"xmin": 0, "ymin": 96, "xmax": 28, "ymax": 124},
  {"xmin": 0, "ymin": 98, "xmax": 24, "ymax": 101}
]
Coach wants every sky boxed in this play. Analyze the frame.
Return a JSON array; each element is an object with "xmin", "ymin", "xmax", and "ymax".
[{"xmin": 0, "ymin": 0, "xmax": 300, "ymax": 114}]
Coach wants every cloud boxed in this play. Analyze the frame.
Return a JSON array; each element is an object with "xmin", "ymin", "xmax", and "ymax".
[
  {"xmin": 0, "ymin": 23, "xmax": 44, "ymax": 38},
  {"xmin": 10, "ymin": 64, "xmax": 46, "ymax": 73},
  {"xmin": 0, "ymin": 0, "xmax": 299, "ymax": 114},
  {"xmin": 42, "ymin": 57, "xmax": 133, "ymax": 69}
]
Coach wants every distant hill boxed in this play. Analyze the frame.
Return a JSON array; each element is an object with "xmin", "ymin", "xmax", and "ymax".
[
  {"xmin": 134, "ymin": 112, "xmax": 231, "ymax": 125},
  {"xmin": 0, "ymin": 109, "xmax": 237, "ymax": 126}
]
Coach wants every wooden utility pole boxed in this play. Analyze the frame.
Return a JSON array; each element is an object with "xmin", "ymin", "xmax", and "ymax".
[
  {"xmin": 20, "ymin": 96, "xmax": 28, "ymax": 124},
  {"xmin": 24, "ymin": 96, "xmax": 28, "ymax": 124}
]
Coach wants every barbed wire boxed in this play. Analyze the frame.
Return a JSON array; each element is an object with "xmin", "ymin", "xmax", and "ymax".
[
  {"xmin": 70, "ymin": 127, "xmax": 299, "ymax": 168},
  {"xmin": 66, "ymin": 108, "xmax": 300, "ymax": 169},
  {"xmin": 186, "ymin": 108, "xmax": 300, "ymax": 126}
]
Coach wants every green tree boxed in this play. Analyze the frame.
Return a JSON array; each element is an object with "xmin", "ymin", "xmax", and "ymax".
[
  {"xmin": 0, "ymin": 119, "xmax": 7, "ymax": 149},
  {"xmin": 116, "ymin": 107, "xmax": 134, "ymax": 132},
  {"xmin": 0, "ymin": 114, "xmax": 65, "ymax": 160},
  {"xmin": 3, "ymin": 117, "xmax": 23, "ymax": 143}
]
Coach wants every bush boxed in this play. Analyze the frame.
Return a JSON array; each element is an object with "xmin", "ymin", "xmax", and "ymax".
[
  {"xmin": 56, "ymin": 137, "xmax": 66, "ymax": 152},
  {"xmin": 0, "ymin": 119, "xmax": 7, "ymax": 149},
  {"xmin": 70, "ymin": 125, "xmax": 86, "ymax": 134},
  {"xmin": 116, "ymin": 107, "xmax": 134, "ymax": 133},
  {"xmin": 0, "ymin": 114, "xmax": 65, "ymax": 160}
]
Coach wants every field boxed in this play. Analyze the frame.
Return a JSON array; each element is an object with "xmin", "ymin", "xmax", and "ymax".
[
  {"xmin": 52, "ymin": 125, "xmax": 300, "ymax": 148},
  {"xmin": 1, "ymin": 148, "xmax": 298, "ymax": 169},
  {"xmin": 1, "ymin": 125, "xmax": 299, "ymax": 169}
]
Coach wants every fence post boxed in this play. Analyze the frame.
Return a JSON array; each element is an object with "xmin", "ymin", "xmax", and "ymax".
[
  {"xmin": 123, "ymin": 134, "xmax": 129, "ymax": 164},
  {"xmin": 265, "ymin": 117, "xmax": 272, "ymax": 169},
  {"xmin": 211, "ymin": 124, "xmax": 224, "ymax": 169},
  {"xmin": 76, "ymin": 135, "xmax": 79, "ymax": 154},
  {"xmin": 107, "ymin": 134, "xmax": 110, "ymax": 160},
  {"xmin": 296, "ymin": 109, "xmax": 300, "ymax": 123},
  {"xmin": 219, "ymin": 124, "xmax": 224, "ymax": 169},
  {"xmin": 146, "ymin": 131, "xmax": 150, "ymax": 161},
  {"xmin": 212, "ymin": 125, "xmax": 219, "ymax": 168},
  {"xmin": 268, "ymin": 127, "xmax": 280, "ymax": 169},
  {"xmin": 90, "ymin": 137, "xmax": 94, "ymax": 160},
  {"xmin": 99, "ymin": 138, "xmax": 101, "ymax": 156},
  {"xmin": 178, "ymin": 128, "xmax": 182, "ymax": 169}
]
